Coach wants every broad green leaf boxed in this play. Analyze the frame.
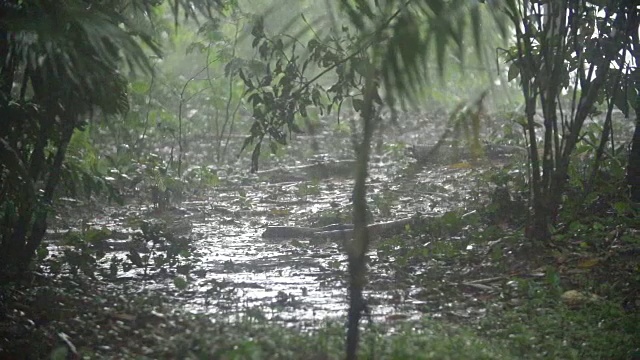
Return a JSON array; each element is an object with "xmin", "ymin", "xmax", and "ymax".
[{"xmin": 174, "ymin": 276, "xmax": 188, "ymax": 290}]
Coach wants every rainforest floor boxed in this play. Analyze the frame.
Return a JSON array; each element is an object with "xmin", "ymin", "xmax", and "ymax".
[{"xmin": 1, "ymin": 197, "xmax": 639, "ymax": 360}]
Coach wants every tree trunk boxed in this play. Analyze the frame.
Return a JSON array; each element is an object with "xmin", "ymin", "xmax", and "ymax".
[
  {"xmin": 627, "ymin": 16, "xmax": 640, "ymax": 203},
  {"xmin": 628, "ymin": 113, "xmax": 640, "ymax": 202},
  {"xmin": 346, "ymin": 72, "xmax": 377, "ymax": 360}
]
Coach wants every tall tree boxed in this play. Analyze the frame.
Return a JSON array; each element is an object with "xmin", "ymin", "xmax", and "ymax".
[
  {"xmin": 625, "ymin": 8, "xmax": 640, "ymax": 202},
  {"xmin": 501, "ymin": 0, "xmax": 637, "ymax": 241}
]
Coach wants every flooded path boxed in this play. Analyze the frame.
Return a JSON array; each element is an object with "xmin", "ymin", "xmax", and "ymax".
[{"xmin": 48, "ymin": 152, "xmax": 493, "ymax": 328}]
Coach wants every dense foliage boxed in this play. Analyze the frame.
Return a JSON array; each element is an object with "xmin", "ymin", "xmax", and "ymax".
[
  {"xmin": 0, "ymin": 0, "xmax": 224, "ymax": 279},
  {"xmin": 501, "ymin": 0, "xmax": 639, "ymax": 241}
]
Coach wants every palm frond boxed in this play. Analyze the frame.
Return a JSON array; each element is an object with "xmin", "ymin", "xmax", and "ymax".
[
  {"xmin": 339, "ymin": 0, "xmax": 507, "ymax": 106},
  {"xmin": 1, "ymin": 0, "xmax": 227, "ymax": 115}
]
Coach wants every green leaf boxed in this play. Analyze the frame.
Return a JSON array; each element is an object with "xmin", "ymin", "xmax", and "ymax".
[
  {"xmin": 507, "ymin": 63, "xmax": 520, "ymax": 82},
  {"xmin": 50, "ymin": 346, "xmax": 69, "ymax": 360},
  {"xmin": 612, "ymin": 85, "xmax": 629, "ymax": 116},
  {"xmin": 352, "ymin": 98, "xmax": 364, "ymax": 113},
  {"xmin": 613, "ymin": 201, "xmax": 631, "ymax": 216},
  {"xmin": 130, "ymin": 81, "xmax": 151, "ymax": 94},
  {"xmin": 37, "ymin": 246, "xmax": 49, "ymax": 261},
  {"xmin": 176, "ymin": 264, "xmax": 191, "ymax": 275},
  {"xmin": 153, "ymin": 255, "xmax": 166, "ymax": 268},
  {"xmin": 128, "ymin": 250, "xmax": 143, "ymax": 267},
  {"xmin": 185, "ymin": 41, "xmax": 206, "ymax": 55},
  {"xmin": 269, "ymin": 140, "xmax": 278, "ymax": 155},
  {"xmin": 173, "ymin": 276, "xmax": 188, "ymax": 290}
]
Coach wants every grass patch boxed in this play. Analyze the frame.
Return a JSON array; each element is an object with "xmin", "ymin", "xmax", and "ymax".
[
  {"xmin": 479, "ymin": 281, "xmax": 640, "ymax": 359},
  {"xmin": 156, "ymin": 319, "xmax": 518, "ymax": 360}
]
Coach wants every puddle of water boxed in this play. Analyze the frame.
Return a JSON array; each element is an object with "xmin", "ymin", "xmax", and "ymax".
[{"xmin": 45, "ymin": 160, "xmax": 491, "ymax": 326}]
